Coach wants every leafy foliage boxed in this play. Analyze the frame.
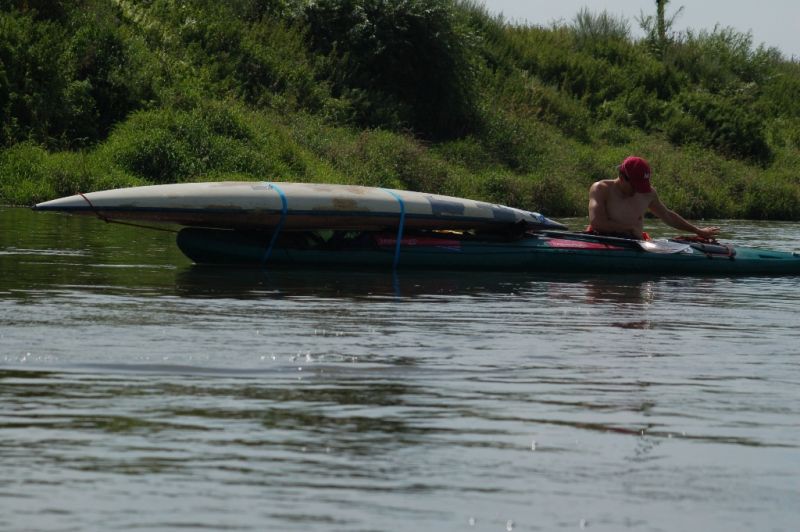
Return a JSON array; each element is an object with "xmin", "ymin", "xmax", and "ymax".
[
  {"xmin": 2, "ymin": 0, "xmax": 800, "ymax": 219},
  {"xmin": 303, "ymin": 0, "xmax": 480, "ymax": 138}
]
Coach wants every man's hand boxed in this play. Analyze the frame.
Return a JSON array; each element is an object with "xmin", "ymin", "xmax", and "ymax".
[{"xmin": 695, "ymin": 226, "xmax": 721, "ymax": 239}]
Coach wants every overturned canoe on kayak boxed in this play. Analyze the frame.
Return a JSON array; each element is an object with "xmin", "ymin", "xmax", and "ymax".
[
  {"xmin": 33, "ymin": 182, "xmax": 800, "ymax": 275},
  {"xmin": 33, "ymin": 181, "xmax": 566, "ymax": 232},
  {"xmin": 175, "ymin": 227, "xmax": 800, "ymax": 275}
]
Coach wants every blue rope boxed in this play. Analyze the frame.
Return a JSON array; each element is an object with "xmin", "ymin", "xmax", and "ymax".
[
  {"xmin": 382, "ymin": 188, "xmax": 406, "ymax": 270},
  {"xmin": 261, "ymin": 183, "xmax": 288, "ymax": 267}
]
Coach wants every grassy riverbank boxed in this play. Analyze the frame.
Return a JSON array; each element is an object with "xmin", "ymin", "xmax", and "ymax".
[{"xmin": 2, "ymin": 1, "xmax": 800, "ymax": 219}]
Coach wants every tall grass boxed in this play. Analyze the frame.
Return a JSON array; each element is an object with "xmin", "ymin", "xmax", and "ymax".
[{"xmin": 2, "ymin": 0, "xmax": 800, "ymax": 220}]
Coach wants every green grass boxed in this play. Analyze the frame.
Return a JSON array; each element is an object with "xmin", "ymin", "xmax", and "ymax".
[
  {"xmin": 2, "ymin": 0, "xmax": 800, "ymax": 220},
  {"xmin": 3, "ymin": 100, "xmax": 798, "ymax": 219}
]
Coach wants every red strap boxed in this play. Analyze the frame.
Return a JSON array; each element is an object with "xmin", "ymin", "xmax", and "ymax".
[
  {"xmin": 78, "ymin": 192, "xmax": 110, "ymax": 223},
  {"xmin": 77, "ymin": 192, "xmax": 176, "ymax": 233}
]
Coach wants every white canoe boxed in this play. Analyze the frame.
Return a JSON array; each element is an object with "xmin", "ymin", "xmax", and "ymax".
[{"xmin": 33, "ymin": 181, "xmax": 566, "ymax": 231}]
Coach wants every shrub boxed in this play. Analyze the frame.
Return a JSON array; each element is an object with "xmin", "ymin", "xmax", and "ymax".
[
  {"xmin": 622, "ymin": 86, "xmax": 667, "ymax": 131},
  {"xmin": 304, "ymin": 128, "xmax": 453, "ymax": 192},
  {"xmin": 759, "ymin": 61, "xmax": 800, "ymax": 118},
  {"xmin": 572, "ymin": 8, "xmax": 630, "ymax": 45},
  {"xmin": 0, "ymin": 141, "xmax": 143, "ymax": 204},
  {"xmin": 671, "ymin": 27, "xmax": 780, "ymax": 92},
  {"xmin": 0, "ymin": 11, "xmax": 69, "ymax": 147},
  {"xmin": 560, "ymin": 54, "xmax": 624, "ymax": 109},
  {"xmin": 527, "ymin": 172, "xmax": 582, "ymax": 215},
  {"xmin": 435, "ymin": 136, "xmax": 494, "ymax": 172},
  {"xmin": 0, "ymin": 143, "xmax": 53, "ymax": 204},
  {"xmin": 2, "ymin": 0, "xmax": 800, "ymax": 220},
  {"xmin": 663, "ymin": 105, "xmax": 710, "ymax": 147},
  {"xmin": 594, "ymin": 118, "xmax": 634, "ymax": 145},
  {"xmin": 65, "ymin": 5, "xmax": 155, "ymax": 139},
  {"xmin": 480, "ymin": 172, "xmax": 580, "ymax": 216},
  {"xmin": 489, "ymin": 68, "xmax": 591, "ymax": 140},
  {"xmin": 303, "ymin": 0, "xmax": 481, "ymax": 138},
  {"xmin": 765, "ymin": 117, "xmax": 800, "ymax": 151},
  {"xmin": 744, "ymin": 176, "xmax": 800, "ymax": 219},
  {"xmin": 0, "ymin": 5, "xmax": 157, "ymax": 149},
  {"xmin": 478, "ymin": 109, "xmax": 546, "ymax": 173},
  {"xmin": 176, "ymin": 5, "xmax": 328, "ymax": 113},
  {"xmin": 104, "ymin": 103, "xmax": 312, "ymax": 183},
  {"xmin": 678, "ymin": 91, "xmax": 772, "ymax": 163}
]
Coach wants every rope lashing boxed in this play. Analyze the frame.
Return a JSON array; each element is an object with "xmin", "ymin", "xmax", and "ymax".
[
  {"xmin": 381, "ymin": 188, "xmax": 406, "ymax": 270},
  {"xmin": 261, "ymin": 182, "xmax": 288, "ymax": 267}
]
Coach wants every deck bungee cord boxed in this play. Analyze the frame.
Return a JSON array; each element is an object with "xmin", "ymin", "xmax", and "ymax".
[
  {"xmin": 260, "ymin": 182, "xmax": 288, "ymax": 267},
  {"xmin": 381, "ymin": 188, "xmax": 407, "ymax": 270}
]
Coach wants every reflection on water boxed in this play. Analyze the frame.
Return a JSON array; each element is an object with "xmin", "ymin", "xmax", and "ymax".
[
  {"xmin": 176, "ymin": 266, "xmax": 528, "ymax": 299},
  {"xmin": 1, "ymin": 207, "xmax": 800, "ymax": 532},
  {"xmin": 174, "ymin": 265, "xmax": 682, "ymax": 303}
]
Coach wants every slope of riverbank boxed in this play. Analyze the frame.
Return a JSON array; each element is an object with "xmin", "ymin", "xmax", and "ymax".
[{"xmin": 2, "ymin": 1, "xmax": 799, "ymax": 219}]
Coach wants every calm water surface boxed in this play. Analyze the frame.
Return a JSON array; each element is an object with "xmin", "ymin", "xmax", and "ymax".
[{"xmin": 1, "ymin": 207, "xmax": 799, "ymax": 531}]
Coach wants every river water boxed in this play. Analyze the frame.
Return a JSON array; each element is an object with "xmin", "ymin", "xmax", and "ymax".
[{"xmin": 1, "ymin": 207, "xmax": 799, "ymax": 531}]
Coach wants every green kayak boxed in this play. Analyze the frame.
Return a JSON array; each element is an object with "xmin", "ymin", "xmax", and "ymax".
[{"xmin": 176, "ymin": 227, "xmax": 800, "ymax": 275}]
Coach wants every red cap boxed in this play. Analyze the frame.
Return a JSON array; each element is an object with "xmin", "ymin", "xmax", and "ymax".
[{"xmin": 619, "ymin": 156, "xmax": 652, "ymax": 193}]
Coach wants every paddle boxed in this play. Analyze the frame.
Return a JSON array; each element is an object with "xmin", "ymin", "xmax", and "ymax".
[
  {"xmin": 537, "ymin": 230, "xmax": 643, "ymax": 249},
  {"xmin": 537, "ymin": 230, "xmax": 692, "ymax": 254}
]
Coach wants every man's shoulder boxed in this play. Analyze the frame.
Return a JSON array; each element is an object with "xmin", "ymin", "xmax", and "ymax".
[{"xmin": 590, "ymin": 179, "xmax": 615, "ymax": 193}]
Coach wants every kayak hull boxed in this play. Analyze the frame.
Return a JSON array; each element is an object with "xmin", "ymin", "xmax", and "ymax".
[
  {"xmin": 32, "ymin": 181, "xmax": 566, "ymax": 232},
  {"xmin": 176, "ymin": 228, "xmax": 800, "ymax": 275}
]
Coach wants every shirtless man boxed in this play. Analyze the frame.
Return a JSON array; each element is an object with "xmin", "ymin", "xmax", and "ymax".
[{"xmin": 588, "ymin": 156, "xmax": 720, "ymax": 240}]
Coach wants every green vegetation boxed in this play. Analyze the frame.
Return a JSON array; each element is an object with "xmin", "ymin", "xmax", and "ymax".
[{"xmin": 2, "ymin": 0, "xmax": 799, "ymax": 219}]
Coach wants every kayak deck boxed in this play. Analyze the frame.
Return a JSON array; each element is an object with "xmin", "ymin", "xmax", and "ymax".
[{"xmin": 175, "ymin": 228, "xmax": 800, "ymax": 275}]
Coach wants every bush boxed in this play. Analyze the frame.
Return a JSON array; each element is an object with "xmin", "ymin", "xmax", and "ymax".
[
  {"xmin": 527, "ymin": 172, "xmax": 582, "ymax": 215},
  {"xmin": 480, "ymin": 172, "xmax": 580, "ymax": 216},
  {"xmin": 671, "ymin": 27, "xmax": 780, "ymax": 92},
  {"xmin": 0, "ymin": 142, "xmax": 142, "ymax": 204},
  {"xmin": 435, "ymin": 136, "xmax": 494, "ymax": 172},
  {"xmin": 478, "ymin": 110, "xmax": 547, "ymax": 173},
  {"xmin": 622, "ymin": 86, "xmax": 667, "ymax": 131},
  {"xmin": 2, "ymin": 0, "xmax": 800, "ymax": 220},
  {"xmin": 103, "ymin": 103, "xmax": 314, "ymax": 183},
  {"xmin": 301, "ymin": 128, "xmax": 452, "ymax": 192},
  {"xmin": 663, "ymin": 111, "xmax": 709, "ymax": 147},
  {"xmin": 759, "ymin": 61, "xmax": 800, "ymax": 118},
  {"xmin": 744, "ymin": 176, "xmax": 800, "ymax": 220},
  {"xmin": 0, "ymin": 142, "xmax": 53, "ymax": 204},
  {"xmin": 678, "ymin": 91, "xmax": 772, "ymax": 163},
  {"xmin": 175, "ymin": 4, "xmax": 328, "ymax": 113},
  {"xmin": 66, "ymin": 5, "xmax": 154, "ymax": 139},
  {"xmin": 571, "ymin": 8, "xmax": 630, "ymax": 46},
  {"xmin": 0, "ymin": 4, "xmax": 156, "ymax": 148},
  {"xmin": 766, "ymin": 117, "xmax": 800, "ymax": 151},
  {"xmin": 481, "ymin": 173, "xmax": 531, "ymax": 210},
  {"xmin": 303, "ymin": 0, "xmax": 481, "ymax": 138},
  {"xmin": 0, "ymin": 11, "xmax": 69, "ymax": 147},
  {"xmin": 594, "ymin": 118, "xmax": 634, "ymax": 145},
  {"xmin": 488, "ymin": 67, "xmax": 591, "ymax": 140}
]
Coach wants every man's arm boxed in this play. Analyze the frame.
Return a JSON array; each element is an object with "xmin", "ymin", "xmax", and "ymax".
[
  {"xmin": 588, "ymin": 182, "xmax": 639, "ymax": 236},
  {"xmin": 648, "ymin": 196, "xmax": 720, "ymax": 239}
]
